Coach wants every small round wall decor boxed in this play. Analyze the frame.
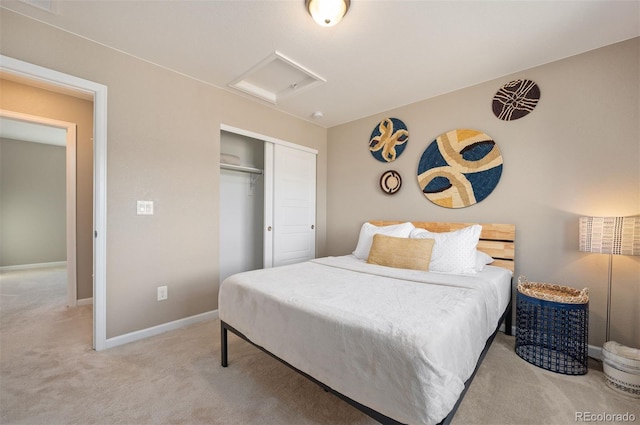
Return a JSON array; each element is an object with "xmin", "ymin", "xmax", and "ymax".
[
  {"xmin": 492, "ymin": 79, "xmax": 540, "ymax": 121},
  {"xmin": 369, "ymin": 118, "xmax": 409, "ymax": 163},
  {"xmin": 417, "ymin": 129, "xmax": 503, "ymax": 209},
  {"xmin": 380, "ymin": 170, "xmax": 402, "ymax": 195}
]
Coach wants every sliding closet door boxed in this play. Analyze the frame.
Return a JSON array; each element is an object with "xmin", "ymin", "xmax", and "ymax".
[{"xmin": 272, "ymin": 144, "xmax": 316, "ymax": 267}]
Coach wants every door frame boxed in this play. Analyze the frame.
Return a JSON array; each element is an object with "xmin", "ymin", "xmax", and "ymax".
[
  {"xmin": 0, "ymin": 109, "xmax": 77, "ymax": 307},
  {"xmin": 1, "ymin": 55, "xmax": 109, "ymax": 351}
]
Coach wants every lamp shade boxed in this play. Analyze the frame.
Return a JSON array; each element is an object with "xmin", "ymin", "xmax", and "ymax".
[
  {"xmin": 579, "ymin": 216, "xmax": 640, "ymax": 256},
  {"xmin": 306, "ymin": 0, "xmax": 350, "ymax": 27}
]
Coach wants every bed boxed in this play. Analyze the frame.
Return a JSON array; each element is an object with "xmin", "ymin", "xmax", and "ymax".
[{"xmin": 219, "ymin": 221, "xmax": 515, "ymax": 425}]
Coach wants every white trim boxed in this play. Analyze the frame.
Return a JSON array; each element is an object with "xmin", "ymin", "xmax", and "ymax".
[
  {"xmin": 220, "ymin": 124, "xmax": 318, "ymax": 155},
  {"xmin": 77, "ymin": 297, "xmax": 93, "ymax": 306},
  {"xmin": 0, "ymin": 54, "xmax": 109, "ymax": 351},
  {"xmin": 65, "ymin": 123, "xmax": 77, "ymax": 307},
  {"xmin": 92, "ymin": 73, "xmax": 108, "ymax": 352},
  {"xmin": 0, "ymin": 261, "xmax": 66, "ymax": 271},
  {"xmin": 104, "ymin": 310, "xmax": 219, "ymax": 350},
  {"xmin": 588, "ymin": 344, "xmax": 603, "ymax": 361},
  {"xmin": 0, "ymin": 109, "xmax": 77, "ymax": 307}
]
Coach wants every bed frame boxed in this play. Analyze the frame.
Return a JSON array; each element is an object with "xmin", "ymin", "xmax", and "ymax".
[{"xmin": 221, "ymin": 221, "xmax": 516, "ymax": 425}]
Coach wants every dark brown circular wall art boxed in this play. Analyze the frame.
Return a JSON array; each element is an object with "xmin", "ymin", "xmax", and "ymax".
[
  {"xmin": 492, "ymin": 79, "xmax": 540, "ymax": 121},
  {"xmin": 380, "ymin": 170, "xmax": 402, "ymax": 195}
]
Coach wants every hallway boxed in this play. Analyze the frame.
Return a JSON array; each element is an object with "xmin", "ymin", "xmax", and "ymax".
[{"xmin": 0, "ymin": 264, "xmax": 93, "ymax": 367}]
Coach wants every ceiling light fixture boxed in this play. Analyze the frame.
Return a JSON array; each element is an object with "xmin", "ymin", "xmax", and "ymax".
[{"xmin": 306, "ymin": 0, "xmax": 350, "ymax": 27}]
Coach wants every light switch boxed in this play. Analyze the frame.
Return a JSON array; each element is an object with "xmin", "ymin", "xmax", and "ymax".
[{"xmin": 137, "ymin": 200, "xmax": 154, "ymax": 215}]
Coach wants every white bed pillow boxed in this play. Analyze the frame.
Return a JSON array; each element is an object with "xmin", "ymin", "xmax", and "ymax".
[
  {"xmin": 410, "ymin": 225, "xmax": 482, "ymax": 274},
  {"xmin": 475, "ymin": 250, "xmax": 494, "ymax": 272},
  {"xmin": 352, "ymin": 222, "xmax": 415, "ymax": 260}
]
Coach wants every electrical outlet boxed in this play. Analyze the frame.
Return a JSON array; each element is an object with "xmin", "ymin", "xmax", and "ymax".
[{"xmin": 157, "ymin": 285, "xmax": 168, "ymax": 301}]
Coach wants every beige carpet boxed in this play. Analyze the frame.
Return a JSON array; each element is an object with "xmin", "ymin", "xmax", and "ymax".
[{"xmin": 1, "ymin": 266, "xmax": 638, "ymax": 425}]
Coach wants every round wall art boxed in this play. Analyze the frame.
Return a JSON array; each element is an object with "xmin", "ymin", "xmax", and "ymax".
[
  {"xmin": 417, "ymin": 129, "xmax": 503, "ymax": 209},
  {"xmin": 380, "ymin": 170, "xmax": 402, "ymax": 195},
  {"xmin": 369, "ymin": 118, "xmax": 409, "ymax": 163},
  {"xmin": 492, "ymin": 79, "xmax": 540, "ymax": 121}
]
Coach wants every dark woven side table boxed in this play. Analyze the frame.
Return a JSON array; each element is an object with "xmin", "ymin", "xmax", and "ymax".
[{"xmin": 515, "ymin": 277, "xmax": 589, "ymax": 375}]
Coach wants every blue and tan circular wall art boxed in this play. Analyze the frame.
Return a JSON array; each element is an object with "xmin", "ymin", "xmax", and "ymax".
[
  {"xmin": 417, "ymin": 129, "xmax": 503, "ymax": 209},
  {"xmin": 369, "ymin": 118, "xmax": 409, "ymax": 162},
  {"xmin": 492, "ymin": 79, "xmax": 540, "ymax": 121}
]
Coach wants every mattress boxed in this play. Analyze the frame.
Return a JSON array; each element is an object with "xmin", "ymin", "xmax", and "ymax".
[{"xmin": 219, "ymin": 255, "xmax": 512, "ymax": 425}]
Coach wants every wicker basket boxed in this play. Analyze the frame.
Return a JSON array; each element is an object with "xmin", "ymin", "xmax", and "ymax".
[
  {"xmin": 517, "ymin": 276, "xmax": 589, "ymax": 304},
  {"xmin": 515, "ymin": 276, "xmax": 589, "ymax": 375}
]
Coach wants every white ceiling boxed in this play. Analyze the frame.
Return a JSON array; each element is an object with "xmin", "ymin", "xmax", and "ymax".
[{"xmin": 1, "ymin": 0, "xmax": 639, "ymax": 128}]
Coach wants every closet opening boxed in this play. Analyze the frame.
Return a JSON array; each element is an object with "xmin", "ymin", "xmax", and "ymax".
[{"xmin": 219, "ymin": 130, "xmax": 266, "ymax": 283}]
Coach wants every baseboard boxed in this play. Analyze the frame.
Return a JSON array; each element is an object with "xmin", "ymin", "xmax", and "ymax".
[
  {"xmin": 77, "ymin": 297, "xmax": 93, "ymax": 306},
  {"xmin": 104, "ymin": 310, "xmax": 219, "ymax": 350},
  {"xmin": 501, "ymin": 324, "xmax": 604, "ymax": 361},
  {"xmin": 588, "ymin": 344, "xmax": 603, "ymax": 361},
  {"xmin": 0, "ymin": 261, "xmax": 67, "ymax": 271}
]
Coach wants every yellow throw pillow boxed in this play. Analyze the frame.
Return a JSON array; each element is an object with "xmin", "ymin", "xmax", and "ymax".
[{"xmin": 366, "ymin": 234, "xmax": 435, "ymax": 271}]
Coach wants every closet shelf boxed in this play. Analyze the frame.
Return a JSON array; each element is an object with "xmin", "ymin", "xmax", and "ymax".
[{"xmin": 220, "ymin": 163, "xmax": 263, "ymax": 175}]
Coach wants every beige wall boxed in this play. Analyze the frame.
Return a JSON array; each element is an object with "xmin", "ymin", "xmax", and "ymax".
[
  {"xmin": 327, "ymin": 38, "xmax": 640, "ymax": 348},
  {"xmin": 0, "ymin": 10, "xmax": 327, "ymax": 339},
  {"xmin": 0, "ymin": 138, "xmax": 66, "ymax": 266},
  {"xmin": 2, "ymin": 9, "xmax": 636, "ymax": 348},
  {"xmin": 0, "ymin": 79, "xmax": 94, "ymax": 299}
]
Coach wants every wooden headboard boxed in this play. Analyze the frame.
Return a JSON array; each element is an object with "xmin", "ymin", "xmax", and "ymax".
[{"xmin": 368, "ymin": 221, "xmax": 516, "ymax": 273}]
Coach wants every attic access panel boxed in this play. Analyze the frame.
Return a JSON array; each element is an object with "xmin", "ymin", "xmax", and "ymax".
[
  {"xmin": 229, "ymin": 52, "xmax": 325, "ymax": 104},
  {"xmin": 19, "ymin": 0, "xmax": 55, "ymax": 12}
]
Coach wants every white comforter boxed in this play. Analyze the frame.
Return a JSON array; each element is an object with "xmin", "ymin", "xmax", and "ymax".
[{"xmin": 219, "ymin": 255, "xmax": 512, "ymax": 425}]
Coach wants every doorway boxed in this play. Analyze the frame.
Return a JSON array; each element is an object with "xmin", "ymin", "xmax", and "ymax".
[
  {"xmin": 0, "ymin": 55, "xmax": 108, "ymax": 350},
  {"xmin": 0, "ymin": 111, "xmax": 77, "ymax": 307}
]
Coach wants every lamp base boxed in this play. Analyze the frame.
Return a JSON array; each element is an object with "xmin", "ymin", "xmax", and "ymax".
[{"xmin": 602, "ymin": 341, "xmax": 640, "ymax": 398}]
